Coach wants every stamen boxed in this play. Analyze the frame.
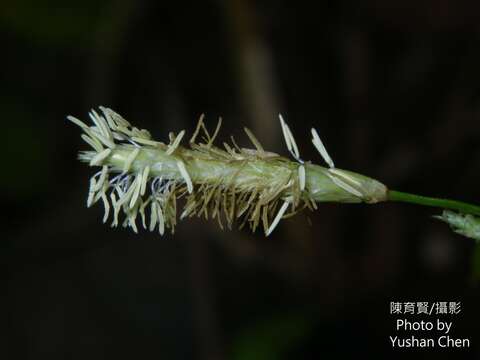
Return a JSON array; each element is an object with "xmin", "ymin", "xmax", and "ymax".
[
  {"xmin": 311, "ymin": 128, "xmax": 334, "ymax": 168},
  {"xmin": 116, "ymin": 177, "xmax": 138, "ymax": 209},
  {"xmin": 177, "ymin": 160, "xmax": 193, "ymax": 193},
  {"xmin": 87, "ymin": 177, "xmax": 97, "ymax": 207},
  {"xmin": 81, "ymin": 134, "xmax": 103, "ymax": 152},
  {"xmin": 328, "ymin": 168, "xmax": 361, "ymax": 187},
  {"xmin": 279, "ymin": 114, "xmax": 292, "ymax": 154},
  {"xmin": 99, "ymin": 106, "xmax": 117, "ymax": 130},
  {"xmin": 67, "ymin": 116, "xmax": 89, "ymax": 129},
  {"xmin": 230, "ymin": 136, "xmax": 242, "ymax": 153},
  {"xmin": 109, "ymin": 172, "xmax": 126, "ymax": 186},
  {"xmin": 127, "ymin": 138, "xmax": 141, "ymax": 147},
  {"xmin": 129, "ymin": 172, "xmax": 143, "ymax": 209},
  {"xmin": 123, "ymin": 148, "xmax": 140, "ymax": 173},
  {"xmin": 149, "ymin": 201, "xmax": 158, "ymax": 231},
  {"xmin": 104, "ymin": 107, "xmax": 131, "ymax": 127},
  {"xmin": 244, "ymin": 127, "xmax": 264, "ymax": 153},
  {"xmin": 223, "ymin": 142, "xmax": 234, "ymax": 155},
  {"xmin": 157, "ymin": 201, "xmax": 165, "ymax": 235},
  {"xmin": 131, "ymin": 137, "xmax": 159, "ymax": 147},
  {"xmin": 139, "ymin": 198, "xmax": 149, "ymax": 229},
  {"xmin": 166, "ymin": 130, "xmax": 185, "ymax": 155},
  {"xmin": 278, "ymin": 114, "xmax": 300, "ymax": 160},
  {"xmin": 298, "ymin": 165, "xmax": 306, "ymax": 191},
  {"xmin": 140, "ymin": 166, "xmax": 150, "ymax": 196},
  {"xmin": 151, "ymin": 176, "xmax": 162, "ymax": 195},
  {"xmin": 207, "ymin": 117, "xmax": 222, "ymax": 147},
  {"xmin": 266, "ymin": 200, "xmax": 290, "ymax": 236},
  {"xmin": 93, "ymin": 166, "xmax": 109, "ymax": 192},
  {"xmin": 325, "ymin": 172, "xmax": 362, "ymax": 197},
  {"xmin": 101, "ymin": 193, "xmax": 110, "ymax": 223},
  {"xmin": 128, "ymin": 210, "xmax": 139, "ymax": 233},
  {"xmin": 190, "ymin": 114, "xmax": 205, "ymax": 143},
  {"xmin": 111, "ymin": 193, "xmax": 121, "ymax": 227},
  {"xmin": 89, "ymin": 148, "xmax": 112, "ymax": 166},
  {"xmin": 89, "ymin": 109, "xmax": 112, "ymax": 140},
  {"xmin": 286, "ymin": 127, "xmax": 299, "ymax": 159},
  {"xmin": 92, "ymin": 131, "xmax": 116, "ymax": 149},
  {"xmin": 118, "ymin": 175, "xmax": 132, "ymax": 193}
]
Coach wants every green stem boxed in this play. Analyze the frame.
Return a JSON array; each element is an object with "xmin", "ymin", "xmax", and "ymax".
[{"xmin": 388, "ymin": 190, "xmax": 480, "ymax": 216}]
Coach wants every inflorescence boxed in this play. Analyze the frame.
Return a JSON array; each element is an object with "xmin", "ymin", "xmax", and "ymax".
[{"xmin": 68, "ymin": 107, "xmax": 387, "ymax": 236}]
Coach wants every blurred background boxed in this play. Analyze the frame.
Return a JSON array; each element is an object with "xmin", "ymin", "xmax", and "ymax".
[{"xmin": 4, "ymin": 0, "xmax": 480, "ymax": 358}]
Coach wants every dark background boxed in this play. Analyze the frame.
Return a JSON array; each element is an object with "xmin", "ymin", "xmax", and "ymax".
[{"xmin": 4, "ymin": 0, "xmax": 480, "ymax": 359}]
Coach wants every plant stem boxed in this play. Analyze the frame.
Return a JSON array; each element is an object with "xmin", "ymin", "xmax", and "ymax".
[{"xmin": 388, "ymin": 190, "xmax": 480, "ymax": 216}]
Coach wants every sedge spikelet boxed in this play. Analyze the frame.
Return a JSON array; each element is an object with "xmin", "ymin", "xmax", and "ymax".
[
  {"xmin": 434, "ymin": 210, "xmax": 480, "ymax": 242},
  {"xmin": 68, "ymin": 107, "xmax": 388, "ymax": 236}
]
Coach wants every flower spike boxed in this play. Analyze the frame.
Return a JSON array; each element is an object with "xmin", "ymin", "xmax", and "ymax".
[{"xmin": 68, "ymin": 107, "xmax": 388, "ymax": 236}]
